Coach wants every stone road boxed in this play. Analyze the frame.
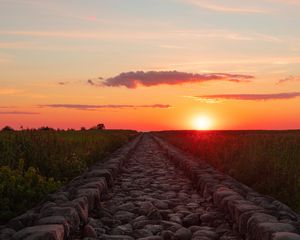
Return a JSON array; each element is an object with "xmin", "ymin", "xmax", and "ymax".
[{"xmin": 83, "ymin": 134, "xmax": 242, "ymax": 240}]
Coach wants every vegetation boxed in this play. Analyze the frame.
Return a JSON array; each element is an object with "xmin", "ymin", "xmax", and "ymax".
[
  {"xmin": 0, "ymin": 128, "xmax": 137, "ymax": 223},
  {"xmin": 155, "ymin": 130, "xmax": 300, "ymax": 213}
]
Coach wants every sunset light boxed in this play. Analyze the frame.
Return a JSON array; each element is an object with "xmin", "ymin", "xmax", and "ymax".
[
  {"xmin": 0, "ymin": 0, "xmax": 300, "ymax": 131},
  {"xmin": 193, "ymin": 116, "xmax": 213, "ymax": 130},
  {"xmin": 1, "ymin": 1, "xmax": 300, "ymax": 239}
]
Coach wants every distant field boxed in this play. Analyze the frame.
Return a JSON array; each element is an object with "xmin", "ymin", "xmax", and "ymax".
[
  {"xmin": 0, "ymin": 129, "xmax": 137, "ymax": 223},
  {"xmin": 155, "ymin": 130, "xmax": 300, "ymax": 213}
]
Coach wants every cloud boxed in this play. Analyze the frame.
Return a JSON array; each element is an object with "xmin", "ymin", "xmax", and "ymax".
[
  {"xmin": 39, "ymin": 104, "xmax": 171, "ymax": 110},
  {"xmin": 0, "ymin": 88, "xmax": 24, "ymax": 95},
  {"xmin": 181, "ymin": 0, "xmax": 269, "ymax": 14},
  {"xmin": 102, "ymin": 71, "xmax": 253, "ymax": 88},
  {"xmin": 266, "ymin": 0, "xmax": 300, "ymax": 5},
  {"xmin": 87, "ymin": 77, "xmax": 104, "ymax": 86},
  {"xmin": 58, "ymin": 81, "xmax": 68, "ymax": 85},
  {"xmin": 0, "ymin": 29, "xmax": 280, "ymax": 43},
  {"xmin": 0, "ymin": 111, "xmax": 40, "ymax": 115},
  {"xmin": 194, "ymin": 92, "xmax": 300, "ymax": 101},
  {"xmin": 277, "ymin": 76, "xmax": 300, "ymax": 84},
  {"xmin": 87, "ymin": 79, "xmax": 95, "ymax": 86}
]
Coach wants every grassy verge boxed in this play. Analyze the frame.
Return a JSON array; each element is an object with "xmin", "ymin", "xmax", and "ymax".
[
  {"xmin": 0, "ymin": 129, "xmax": 137, "ymax": 223},
  {"xmin": 155, "ymin": 130, "xmax": 300, "ymax": 213}
]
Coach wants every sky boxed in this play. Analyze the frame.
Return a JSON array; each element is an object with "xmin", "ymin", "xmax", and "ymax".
[{"xmin": 0, "ymin": 0, "xmax": 300, "ymax": 130}]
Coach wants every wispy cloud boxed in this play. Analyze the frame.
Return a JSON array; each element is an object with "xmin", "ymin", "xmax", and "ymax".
[
  {"xmin": 0, "ymin": 111, "xmax": 40, "ymax": 115},
  {"xmin": 102, "ymin": 71, "xmax": 254, "ymax": 88},
  {"xmin": 39, "ymin": 104, "xmax": 171, "ymax": 110},
  {"xmin": 181, "ymin": 0, "xmax": 269, "ymax": 14},
  {"xmin": 87, "ymin": 77, "xmax": 103, "ymax": 86},
  {"xmin": 58, "ymin": 81, "xmax": 68, "ymax": 85},
  {"xmin": 0, "ymin": 29, "xmax": 281, "ymax": 43},
  {"xmin": 194, "ymin": 92, "xmax": 300, "ymax": 102},
  {"xmin": 266, "ymin": 0, "xmax": 300, "ymax": 5},
  {"xmin": 0, "ymin": 88, "xmax": 24, "ymax": 95},
  {"xmin": 0, "ymin": 30, "xmax": 167, "ymax": 41},
  {"xmin": 277, "ymin": 76, "xmax": 300, "ymax": 84}
]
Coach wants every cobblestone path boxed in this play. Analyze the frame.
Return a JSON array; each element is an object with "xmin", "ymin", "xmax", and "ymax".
[{"xmin": 85, "ymin": 135, "xmax": 242, "ymax": 240}]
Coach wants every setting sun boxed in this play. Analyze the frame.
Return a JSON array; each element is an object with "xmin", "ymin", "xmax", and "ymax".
[{"xmin": 193, "ymin": 116, "xmax": 213, "ymax": 130}]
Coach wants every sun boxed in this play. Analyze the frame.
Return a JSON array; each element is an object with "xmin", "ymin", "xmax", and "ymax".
[{"xmin": 193, "ymin": 116, "xmax": 212, "ymax": 130}]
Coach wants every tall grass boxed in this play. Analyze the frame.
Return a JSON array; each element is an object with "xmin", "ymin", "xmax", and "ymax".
[
  {"xmin": 0, "ymin": 129, "xmax": 137, "ymax": 223},
  {"xmin": 156, "ymin": 130, "xmax": 300, "ymax": 212}
]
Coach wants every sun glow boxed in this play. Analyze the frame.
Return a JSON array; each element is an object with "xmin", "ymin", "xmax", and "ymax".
[{"xmin": 193, "ymin": 115, "xmax": 213, "ymax": 130}]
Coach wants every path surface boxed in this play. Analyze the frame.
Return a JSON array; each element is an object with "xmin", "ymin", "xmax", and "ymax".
[{"xmin": 82, "ymin": 134, "xmax": 242, "ymax": 240}]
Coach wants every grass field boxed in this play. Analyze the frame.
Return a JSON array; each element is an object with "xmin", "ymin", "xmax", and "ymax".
[
  {"xmin": 155, "ymin": 130, "xmax": 300, "ymax": 213},
  {"xmin": 0, "ymin": 129, "xmax": 137, "ymax": 223}
]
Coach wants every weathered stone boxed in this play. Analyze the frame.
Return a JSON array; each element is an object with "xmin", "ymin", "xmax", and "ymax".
[
  {"xmin": 39, "ymin": 206, "xmax": 80, "ymax": 229},
  {"xmin": 76, "ymin": 188, "xmax": 100, "ymax": 209},
  {"xmin": 183, "ymin": 213, "xmax": 200, "ymax": 227},
  {"xmin": 246, "ymin": 213, "xmax": 278, "ymax": 235},
  {"xmin": 118, "ymin": 202, "xmax": 136, "ymax": 212},
  {"xmin": 132, "ymin": 220, "xmax": 158, "ymax": 229},
  {"xmin": 147, "ymin": 209, "xmax": 162, "ymax": 220},
  {"xmin": 83, "ymin": 224, "xmax": 97, "ymax": 238},
  {"xmin": 72, "ymin": 196, "xmax": 89, "ymax": 223},
  {"xmin": 161, "ymin": 221, "xmax": 182, "ymax": 232},
  {"xmin": 272, "ymin": 232, "xmax": 300, "ymax": 240},
  {"xmin": 111, "ymin": 224, "xmax": 133, "ymax": 235},
  {"xmin": 138, "ymin": 236, "xmax": 163, "ymax": 240},
  {"xmin": 37, "ymin": 216, "xmax": 71, "ymax": 237},
  {"xmin": 86, "ymin": 169, "xmax": 113, "ymax": 186},
  {"xmin": 12, "ymin": 224, "xmax": 64, "ymax": 240},
  {"xmin": 8, "ymin": 211, "xmax": 37, "ymax": 231},
  {"xmin": 131, "ymin": 229, "xmax": 153, "ymax": 238},
  {"xmin": 168, "ymin": 214, "xmax": 182, "ymax": 224},
  {"xmin": 98, "ymin": 234, "xmax": 134, "ymax": 240},
  {"xmin": 161, "ymin": 230, "xmax": 175, "ymax": 240},
  {"xmin": 193, "ymin": 229, "xmax": 218, "ymax": 239},
  {"xmin": 175, "ymin": 227, "xmax": 192, "ymax": 240},
  {"xmin": 138, "ymin": 201, "xmax": 156, "ymax": 215},
  {"xmin": 114, "ymin": 211, "xmax": 135, "ymax": 223}
]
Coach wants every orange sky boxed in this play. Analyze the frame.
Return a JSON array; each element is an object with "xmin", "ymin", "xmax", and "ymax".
[{"xmin": 0, "ymin": 0, "xmax": 300, "ymax": 130}]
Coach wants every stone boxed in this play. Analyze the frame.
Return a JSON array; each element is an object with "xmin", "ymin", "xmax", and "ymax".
[
  {"xmin": 138, "ymin": 237, "xmax": 163, "ymax": 240},
  {"xmin": 175, "ymin": 227, "xmax": 192, "ymax": 240},
  {"xmin": 0, "ymin": 228, "xmax": 16, "ymax": 239},
  {"xmin": 37, "ymin": 216, "xmax": 71, "ymax": 237},
  {"xmin": 183, "ymin": 214, "xmax": 200, "ymax": 227},
  {"xmin": 161, "ymin": 221, "xmax": 182, "ymax": 232},
  {"xmin": 169, "ymin": 214, "xmax": 182, "ymax": 224},
  {"xmin": 118, "ymin": 202, "xmax": 136, "ymax": 212},
  {"xmin": 193, "ymin": 229, "xmax": 218, "ymax": 239},
  {"xmin": 138, "ymin": 201, "xmax": 156, "ymax": 215},
  {"xmin": 246, "ymin": 213, "xmax": 278, "ymax": 235},
  {"xmin": 8, "ymin": 211, "xmax": 37, "ymax": 231},
  {"xmin": 86, "ymin": 169, "xmax": 113, "ymax": 186},
  {"xmin": 161, "ymin": 230, "xmax": 175, "ymax": 240},
  {"xmin": 12, "ymin": 224, "xmax": 64, "ymax": 240},
  {"xmin": 250, "ymin": 222, "xmax": 297, "ymax": 240},
  {"xmin": 114, "ymin": 211, "xmax": 135, "ymax": 223},
  {"xmin": 83, "ymin": 224, "xmax": 97, "ymax": 238},
  {"xmin": 132, "ymin": 220, "xmax": 158, "ymax": 229},
  {"xmin": 98, "ymin": 234, "xmax": 134, "ymax": 240},
  {"xmin": 272, "ymin": 232, "xmax": 300, "ymax": 240},
  {"xmin": 72, "ymin": 196, "xmax": 89, "ymax": 223},
  {"xmin": 147, "ymin": 209, "xmax": 162, "ymax": 220},
  {"xmin": 153, "ymin": 200, "xmax": 169, "ymax": 210},
  {"xmin": 111, "ymin": 224, "xmax": 133, "ymax": 235},
  {"xmin": 144, "ymin": 224, "xmax": 163, "ymax": 235},
  {"xmin": 131, "ymin": 229, "xmax": 153, "ymax": 238}
]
